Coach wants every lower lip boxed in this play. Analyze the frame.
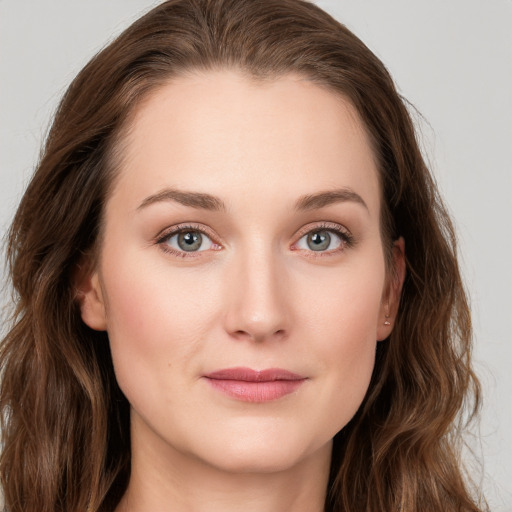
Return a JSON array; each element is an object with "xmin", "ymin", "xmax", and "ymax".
[{"xmin": 205, "ymin": 378, "xmax": 305, "ymax": 402}]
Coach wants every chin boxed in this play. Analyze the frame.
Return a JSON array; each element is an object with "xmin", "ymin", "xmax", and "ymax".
[{"xmin": 193, "ymin": 425, "xmax": 333, "ymax": 475}]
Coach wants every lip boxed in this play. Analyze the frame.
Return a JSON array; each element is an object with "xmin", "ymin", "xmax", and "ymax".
[{"xmin": 203, "ymin": 367, "xmax": 307, "ymax": 403}]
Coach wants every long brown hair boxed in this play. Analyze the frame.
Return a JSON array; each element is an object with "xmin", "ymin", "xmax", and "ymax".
[{"xmin": 1, "ymin": 1, "xmax": 485, "ymax": 510}]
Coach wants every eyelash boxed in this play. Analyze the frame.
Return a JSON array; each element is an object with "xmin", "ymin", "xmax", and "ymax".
[
  {"xmin": 291, "ymin": 222, "xmax": 355, "ymax": 258},
  {"xmin": 155, "ymin": 222, "xmax": 354, "ymax": 258},
  {"xmin": 155, "ymin": 223, "xmax": 221, "ymax": 258}
]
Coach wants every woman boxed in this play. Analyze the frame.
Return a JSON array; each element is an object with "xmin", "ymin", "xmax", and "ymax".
[{"xmin": 0, "ymin": 0, "xmax": 486, "ymax": 511}]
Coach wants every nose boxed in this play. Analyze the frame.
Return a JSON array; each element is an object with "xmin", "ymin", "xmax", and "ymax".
[{"xmin": 223, "ymin": 247, "xmax": 290, "ymax": 343}]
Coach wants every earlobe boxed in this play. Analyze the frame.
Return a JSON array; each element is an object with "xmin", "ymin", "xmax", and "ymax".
[
  {"xmin": 74, "ymin": 264, "xmax": 108, "ymax": 331},
  {"xmin": 377, "ymin": 237, "xmax": 406, "ymax": 341}
]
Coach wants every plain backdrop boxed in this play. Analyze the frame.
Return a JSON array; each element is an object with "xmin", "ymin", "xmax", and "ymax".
[{"xmin": 1, "ymin": 0, "xmax": 511, "ymax": 510}]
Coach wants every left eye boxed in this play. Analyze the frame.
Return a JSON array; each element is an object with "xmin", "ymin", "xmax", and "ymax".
[
  {"xmin": 295, "ymin": 229, "xmax": 343, "ymax": 252},
  {"xmin": 163, "ymin": 229, "xmax": 215, "ymax": 252}
]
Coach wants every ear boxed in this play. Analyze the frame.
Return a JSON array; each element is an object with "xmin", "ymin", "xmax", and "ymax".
[
  {"xmin": 377, "ymin": 237, "xmax": 406, "ymax": 341},
  {"xmin": 74, "ymin": 260, "xmax": 107, "ymax": 331}
]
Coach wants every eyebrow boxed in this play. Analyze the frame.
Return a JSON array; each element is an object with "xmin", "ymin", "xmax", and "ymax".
[
  {"xmin": 295, "ymin": 188, "xmax": 368, "ymax": 212},
  {"xmin": 137, "ymin": 186, "xmax": 368, "ymax": 213},
  {"xmin": 137, "ymin": 188, "xmax": 226, "ymax": 212}
]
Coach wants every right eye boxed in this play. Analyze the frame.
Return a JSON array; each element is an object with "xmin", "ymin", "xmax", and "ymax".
[{"xmin": 157, "ymin": 225, "xmax": 221, "ymax": 256}]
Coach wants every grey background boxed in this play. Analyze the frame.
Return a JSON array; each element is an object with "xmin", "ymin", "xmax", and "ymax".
[{"xmin": 1, "ymin": 0, "xmax": 511, "ymax": 509}]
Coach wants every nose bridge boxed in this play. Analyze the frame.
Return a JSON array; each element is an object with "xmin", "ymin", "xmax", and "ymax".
[{"xmin": 224, "ymin": 240, "xmax": 289, "ymax": 341}]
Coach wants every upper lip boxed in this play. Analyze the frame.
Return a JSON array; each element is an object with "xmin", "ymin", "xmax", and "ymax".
[{"xmin": 204, "ymin": 367, "xmax": 305, "ymax": 382}]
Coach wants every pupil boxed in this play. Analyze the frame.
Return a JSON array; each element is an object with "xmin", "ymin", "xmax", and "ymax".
[
  {"xmin": 307, "ymin": 231, "xmax": 330, "ymax": 251},
  {"xmin": 178, "ymin": 231, "xmax": 202, "ymax": 251}
]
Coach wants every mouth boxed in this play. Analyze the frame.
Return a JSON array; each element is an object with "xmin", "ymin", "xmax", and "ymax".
[{"xmin": 203, "ymin": 367, "xmax": 307, "ymax": 403}]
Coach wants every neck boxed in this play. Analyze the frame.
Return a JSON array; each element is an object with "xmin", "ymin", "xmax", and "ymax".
[{"xmin": 115, "ymin": 422, "xmax": 331, "ymax": 512}]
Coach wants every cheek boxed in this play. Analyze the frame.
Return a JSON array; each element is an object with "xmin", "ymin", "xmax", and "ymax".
[
  {"xmin": 297, "ymin": 253, "xmax": 385, "ymax": 346},
  {"xmin": 294, "ymin": 256, "xmax": 385, "ymax": 429},
  {"xmin": 100, "ymin": 247, "xmax": 222, "ymax": 393}
]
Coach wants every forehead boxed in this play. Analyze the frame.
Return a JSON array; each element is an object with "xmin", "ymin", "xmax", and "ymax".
[{"xmin": 110, "ymin": 69, "xmax": 380, "ymax": 216}]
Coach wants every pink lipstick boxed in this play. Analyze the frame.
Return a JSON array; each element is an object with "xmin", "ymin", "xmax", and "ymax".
[{"xmin": 203, "ymin": 367, "xmax": 306, "ymax": 402}]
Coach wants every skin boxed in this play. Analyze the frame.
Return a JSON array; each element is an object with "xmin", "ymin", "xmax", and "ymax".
[{"xmin": 79, "ymin": 69, "xmax": 405, "ymax": 512}]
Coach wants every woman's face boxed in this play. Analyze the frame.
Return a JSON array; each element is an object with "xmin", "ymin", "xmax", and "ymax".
[{"xmin": 80, "ymin": 70, "xmax": 401, "ymax": 475}]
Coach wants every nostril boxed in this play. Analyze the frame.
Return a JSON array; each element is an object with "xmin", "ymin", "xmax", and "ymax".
[{"xmin": 230, "ymin": 328, "xmax": 287, "ymax": 342}]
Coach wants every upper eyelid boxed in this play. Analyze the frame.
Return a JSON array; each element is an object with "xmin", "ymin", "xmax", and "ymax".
[
  {"xmin": 155, "ymin": 223, "xmax": 218, "ymax": 244},
  {"xmin": 293, "ymin": 221, "xmax": 352, "ymax": 239}
]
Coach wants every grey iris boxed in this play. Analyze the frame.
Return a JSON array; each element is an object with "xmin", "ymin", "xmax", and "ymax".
[
  {"xmin": 178, "ymin": 231, "xmax": 202, "ymax": 251},
  {"xmin": 307, "ymin": 230, "xmax": 331, "ymax": 251}
]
